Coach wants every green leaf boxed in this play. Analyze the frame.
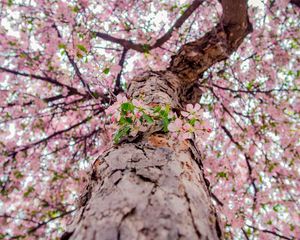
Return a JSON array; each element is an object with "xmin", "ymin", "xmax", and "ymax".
[
  {"xmin": 91, "ymin": 91, "xmax": 100, "ymax": 98},
  {"xmin": 180, "ymin": 3, "xmax": 190, "ymax": 14},
  {"xmin": 119, "ymin": 115, "xmax": 125, "ymax": 122},
  {"xmin": 78, "ymin": 33, "xmax": 84, "ymax": 39},
  {"xmin": 216, "ymin": 172, "xmax": 228, "ymax": 179},
  {"xmin": 91, "ymin": 32, "xmax": 97, "ymax": 38},
  {"xmin": 121, "ymin": 102, "xmax": 135, "ymax": 113},
  {"xmin": 259, "ymin": 174, "xmax": 263, "ymax": 183},
  {"xmin": 103, "ymin": 68, "xmax": 110, "ymax": 74},
  {"xmin": 268, "ymin": 163, "xmax": 276, "ymax": 172},
  {"xmin": 273, "ymin": 204, "xmax": 282, "ymax": 212},
  {"xmin": 162, "ymin": 117, "xmax": 169, "ymax": 132},
  {"xmin": 153, "ymin": 106, "xmax": 162, "ymax": 113},
  {"xmin": 114, "ymin": 125, "xmax": 131, "ymax": 143},
  {"xmin": 72, "ymin": 5, "xmax": 80, "ymax": 13},
  {"xmin": 125, "ymin": 117, "xmax": 133, "ymax": 123},
  {"xmin": 124, "ymin": 22, "xmax": 131, "ymax": 31},
  {"xmin": 160, "ymin": 110, "xmax": 168, "ymax": 118},
  {"xmin": 0, "ymin": 233, "xmax": 9, "ymax": 239},
  {"xmin": 47, "ymin": 210, "xmax": 61, "ymax": 218},
  {"xmin": 24, "ymin": 186, "xmax": 35, "ymax": 197},
  {"xmin": 142, "ymin": 113, "xmax": 154, "ymax": 123},
  {"xmin": 142, "ymin": 44, "xmax": 150, "ymax": 53},
  {"xmin": 14, "ymin": 170, "xmax": 23, "ymax": 179},
  {"xmin": 246, "ymin": 80, "xmax": 255, "ymax": 90},
  {"xmin": 119, "ymin": 116, "xmax": 133, "ymax": 125},
  {"xmin": 165, "ymin": 104, "xmax": 170, "ymax": 114},
  {"xmin": 189, "ymin": 118, "xmax": 197, "ymax": 126},
  {"xmin": 58, "ymin": 43, "xmax": 66, "ymax": 49},
  {"xmin": 77, "ymin": 44, "xmax": 87, "ymax": 53},
  {"xmin": 170, "ymin": 4, "xmax": 178, "ymax": 12},
  {"xmin": 8, "ymin": 41, "xmax": 16, "ymax": 46},
  {"xmin": 52, "ymin": 172, "xmax": 65, "ymax": 182}
]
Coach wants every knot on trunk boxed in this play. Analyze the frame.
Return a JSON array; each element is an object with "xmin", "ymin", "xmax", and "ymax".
[{"xmin": 127, "ymin": 70, "xmax": 202, "ymax": 110}]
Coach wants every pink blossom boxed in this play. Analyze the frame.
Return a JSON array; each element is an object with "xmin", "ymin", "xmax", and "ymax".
[
  {"xmin": 181, "ymin": 103, "xmax": 202, "ymax": 119},
  {"xmin": 168, "ymin": 118, "xmax": 183, "ymax": 132},
  {"xmin": 132, "ymin": 99, "xmax": 144, "ymax": 108}
]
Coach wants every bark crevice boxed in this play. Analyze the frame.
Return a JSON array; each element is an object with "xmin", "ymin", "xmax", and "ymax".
[{"xmin": 184, "ymin": 191, "xmax": 202, "ymax": 239}]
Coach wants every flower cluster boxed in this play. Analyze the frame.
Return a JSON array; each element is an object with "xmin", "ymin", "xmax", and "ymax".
[
  {"xmin": 106, "ymin": 96, "xmax": 173, "ymax": 143},
  {"xmin": 106, "ymin": 95, "xmax": 211, "ymax": 143},
  {"xmin": 168, "ymin": 103, "xmax": 212, "ymax": 141}
]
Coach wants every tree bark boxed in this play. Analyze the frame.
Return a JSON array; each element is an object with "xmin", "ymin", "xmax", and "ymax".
[
  {"xmin": 62, "ymin": 1, "xmax": 252, "ymax": 239},
  {"xmin": 63, "ymin": 136, "xmax": 221, "ymax": 240}
]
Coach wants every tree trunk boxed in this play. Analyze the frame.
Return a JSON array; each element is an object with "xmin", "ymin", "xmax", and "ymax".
[
  {"xmin": 62, "ymin": 1, "xmax": 251, "ymax": 239},
  {"xmin": 62, "ymin": 71, "xmax": 222, "ymax": 240},
  {"xmin": 63, "ymin": 135, "xmax": 222, "ymax": 240}
]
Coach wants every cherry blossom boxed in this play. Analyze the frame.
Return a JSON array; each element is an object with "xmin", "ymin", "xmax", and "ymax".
[{"xmin": 0, "ymin": 0, "xmax": 299, "ymax": 239}]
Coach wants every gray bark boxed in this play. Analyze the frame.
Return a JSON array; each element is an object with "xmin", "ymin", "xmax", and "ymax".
[{"xmin": 63, "ymin": 136, "xmax": 221, "ymax": 240}]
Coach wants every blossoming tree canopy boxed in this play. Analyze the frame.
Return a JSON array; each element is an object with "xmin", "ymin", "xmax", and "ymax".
[{"xmin": 0, "ymin": 0, "xmax": 299, "ymax": 239}]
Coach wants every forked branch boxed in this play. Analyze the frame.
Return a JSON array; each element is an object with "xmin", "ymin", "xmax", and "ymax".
[
  {"xmin": 93, "ymin": 0, "xmax": 204, "ymax": 52},
  {"xmin": 168, "ymin": 0, "xmax": 252, "ymax": 84}
]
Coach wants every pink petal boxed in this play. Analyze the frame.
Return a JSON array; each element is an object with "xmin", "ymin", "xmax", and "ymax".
[
  {"xmin": 186, "ymin": 104, "xmax": 193, "ymax": 112},
  {"xmin": 194, "ymin": 103, "xmax": 201, "ymax": 111},
  {"xmin": 181, "ymin": 111, "xmax": 189, "ymax": 117},
  {"xmin": 174, "ymin": 118, "xmax": 183, "ymax": 128}
]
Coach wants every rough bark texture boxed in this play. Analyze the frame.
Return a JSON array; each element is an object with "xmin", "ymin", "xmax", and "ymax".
[
  {"xmin": 127, "ymin": 71, "xmax": 202, "ymax": 110},
  {"xmin": 169, "ymin": 0, "xmax": 252, "ymax": 84},
  {"xmin": 62, "ymin": 0, "xmax": 252, "ymax": 239},
  {"xmin": 63, "ymin": 136, "xmax": 221, "ymax": 240}
]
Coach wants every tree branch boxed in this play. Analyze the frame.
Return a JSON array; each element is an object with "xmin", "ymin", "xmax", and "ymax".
[
  {"xmin": 52, "ymin": 25, "xmax": 96, "ymax": 99},
  {"xmin": 241, "ymin": 228, "xmax": 250, "ymax": 240},
  {"xmin": 246, "ymin": 225, "xmax": 294, "ymax": 240},
  {"xmin": 152, "ymin": 0, "xmax": 204, "ymax": 48},
  {"xmin": 93, "ymin": 0, "xmax": 204, "ymax": 52},
  {"xmin": 114, "ymin": 48, "xmax": 128, "ymax": 93},
  {"xmin": 7, "ymin": 111, "xmax": 101, "ymax": 157},
  {"xmin": 27, "ymin": 209, "xmax": 76, "ymax": 235},
  {"xmin": 220, "ymin": 125, "xmax": 258, "ymax": 205},
  {"xmin": 0, "ymin": 67, "xmax": 83, "ymax": 97},
  {"xmin": 168, "ymin": 0, "xmax": 252, "ymax": 84},
  {"xmin": 291, "ymin": 0, "xmax": 300, "ymax": 8}
]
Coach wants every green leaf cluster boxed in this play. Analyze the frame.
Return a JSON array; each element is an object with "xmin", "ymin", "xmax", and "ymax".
[
  {"xmin": 113, "ymin": 101, "xmax": 172, "ymax": 143},
  {"xmin": 113, "ymin": 102, "xmax": 135, "ymax": 143}
]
